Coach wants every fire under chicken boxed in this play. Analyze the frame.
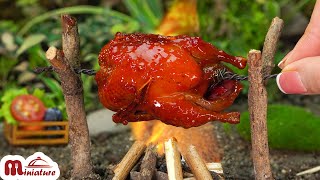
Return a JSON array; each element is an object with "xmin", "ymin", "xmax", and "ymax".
[{"xmin": 95, "ymin": 33, "xmax": 247, "ymax": 128}]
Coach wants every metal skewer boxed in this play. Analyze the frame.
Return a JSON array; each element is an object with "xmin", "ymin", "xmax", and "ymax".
[
  {"xmin": 213, "ymin": 68, "xmax": 278, "ymax": 81},
  {"xmin": 34, "ymin": 66, "xmax": 278, "ymax": 81}
]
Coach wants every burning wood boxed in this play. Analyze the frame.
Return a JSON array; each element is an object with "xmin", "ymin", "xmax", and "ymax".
[
  {"xmin": 113, "ymin": 139, "xmax": 224, "ymax": 180},
  {"xmin": 206, "ymin": 163, "xmax": 223, "ymax": 174},
  {"xmin": 164, "ymin": 138, "xmax": 183, "ymax": 180},
  {"xmin": 130, "ymin": 145, "xmax": 158, "ymax": 180},
  {"xmin": 113, "ymin": 141, "xmax": 146, "ymax": 180},
  {"xmin": 183, "ymin": 145, "xmax": 213, "ymax": 180}
]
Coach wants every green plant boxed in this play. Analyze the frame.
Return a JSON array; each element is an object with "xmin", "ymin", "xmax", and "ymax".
[
  {"xmin": 198, "ymin": 0, "xmax": 281, "ymax": 70},
  {"xmin": 38, "ymin": 76, "xmax": 65, "ymax": 109},
  {"xmin": 0, "ymin": 4, "xmax": 145, "ymax": 113},
  {"xmin": 18, "ymin": 5, "xmax": 139, "ymax": 36},
  {"xmin": 123, "ymin": 0, "xmax": 163, "ymax": 33},
  {"xmin": 237, "ymin": 104, "xmax": 320, "ymax": 151},
  {"xmin": 198, "ymin": 0, "xmax": 312, "ymax": 97}
]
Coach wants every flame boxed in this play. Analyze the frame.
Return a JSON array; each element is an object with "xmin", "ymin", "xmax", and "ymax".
[
  {"xmin": 130, "ymin": 120, "xmax": 221, "ymax": 162},
  {"xmin": 156, "ymin": 0, "xmax": 199, "ymax": 36}
]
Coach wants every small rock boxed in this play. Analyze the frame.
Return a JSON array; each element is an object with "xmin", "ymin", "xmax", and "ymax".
[
  {"xmin": 87, "ymin": 109, "xmax": 129, "ymax": 135},
  {"xmin": 281, "ymin": 169, "xmax": 287, "ymax": 174}
]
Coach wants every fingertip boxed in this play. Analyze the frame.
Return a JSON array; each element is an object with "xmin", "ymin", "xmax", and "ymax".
[
  {"xmin": 276, "ymin": 73, "xmax": 287, "ymax": 94},
  {"xmin": 276, "ymin": 71, "xmax": 307, "ymax": 94}
]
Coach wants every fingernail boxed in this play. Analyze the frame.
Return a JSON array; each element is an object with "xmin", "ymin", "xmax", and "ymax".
[
  {"xmin": 276, "ymin": 72, "xmax": 307, "ymax": 94},
  {"xmin": 278, "ymin": 52, "xmax": 292, "ymax": 69},
  {"xmin": 278, "ymin": 59, "xmax": 285, "ymax": 69}
]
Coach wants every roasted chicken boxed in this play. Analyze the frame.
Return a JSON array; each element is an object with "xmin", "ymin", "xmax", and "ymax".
[{"xmin": 96, "ymin": 33, "xmax": 247, "ymax": 128}]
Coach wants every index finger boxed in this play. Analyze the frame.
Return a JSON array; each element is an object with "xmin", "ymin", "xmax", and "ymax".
[{"xmin": 282, "ymin": 0, "xmax": 320, "ymax": 66}]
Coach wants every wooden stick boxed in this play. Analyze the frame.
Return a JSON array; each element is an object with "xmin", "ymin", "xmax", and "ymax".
[
  {"xmin": 113, "ymin": 141, "xmax": 147, "ymax": 180},
  {"xmin": 262, "ymin": 17, "xmax": 284, "ymax": 77},
  {"xmin": 248, "ymin": 50, "xmax": 272, "ymax": 180},
  {"xmin": 296, "ymin": 165, "xmax": 320, "ymax": 176},
  {"xmin": 140, "ymin": 145, "xmax": 157, "ymax": 179},
  {"xmin": 248, "ymin": 17, "xmax": 283, "ymax": 180},
  {"xmin": 130, "ymin": 145, "xmax": 158, "ymax": 180},
  {"xmin": 164, "ymin": 138, "xmax": 183, "ymax": 180},
  {"xmin": 184, "ymin": 145, "xmax": 213, "ymax": 180},
  {"xmin": 47, "ymin": 14, "xmax": 94, "ymax": 178},
  {"xmin": 206, "ymin": 163, "xmax": 223, "ymax": 174}
]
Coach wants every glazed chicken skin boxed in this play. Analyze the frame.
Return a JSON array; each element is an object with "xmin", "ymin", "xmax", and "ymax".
[{"xmin": 96, "ymin": 33, "xmax": 247, "ymax": 128}]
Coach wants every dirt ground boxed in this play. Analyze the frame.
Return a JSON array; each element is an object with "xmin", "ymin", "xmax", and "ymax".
[
  {"xmin": 0, "ymin": 121, "xmax": 319, "ymax": 180},
  {"xmin": 216, "ymin": 124, "xmax": 320, "ymax": 180}
]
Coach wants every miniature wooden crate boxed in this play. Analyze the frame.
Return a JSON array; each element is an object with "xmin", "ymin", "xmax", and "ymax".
[{"xmin": 4, "ymin": 121, "xmax": 69, "ymax": 145}]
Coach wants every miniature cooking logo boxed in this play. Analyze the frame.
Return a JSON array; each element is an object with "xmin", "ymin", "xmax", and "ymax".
[{"xmin": 0, "ymin": 152, "xmax": 60, "ymax": 180}]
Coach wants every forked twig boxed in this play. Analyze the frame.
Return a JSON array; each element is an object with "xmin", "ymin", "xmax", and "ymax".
[{"xmin": 248, "ymin": 17, "xmax": 283, "ymax": 180}]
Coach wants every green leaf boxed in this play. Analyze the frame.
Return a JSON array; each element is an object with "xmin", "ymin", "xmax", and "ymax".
[
  {"xmin": 39, "ymin": 76, "xmax": 64, "ymax": 103},
  {"xmin": 123, "ymin": 0, "xmax": 162, "ymax": 32},
  {"xmin": 265, "ymin": 1, "xmax": 280, "ymax": 18},
  {"xmin": 32, "ymin": 88, "xmax": 45, "ymax": 99},
  {"xmin": 16, "ymin": 34, "xmax": 46, "ymax": 56},
  {"xmin": 0, "ymin": 88, "xmax": 29, "ymax": 124}
]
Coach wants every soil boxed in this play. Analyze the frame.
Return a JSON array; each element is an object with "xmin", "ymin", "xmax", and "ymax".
[
  {"xmin": 0, "ymin": 120, "xmax": 319, "ymax": 180},
  {"xmin": 216, "ymin": 124, "xmax": 320, "ymax": 180},
  {"xmin": 0, "ymin": 95, "xmax": 319, "ymax": 180}
]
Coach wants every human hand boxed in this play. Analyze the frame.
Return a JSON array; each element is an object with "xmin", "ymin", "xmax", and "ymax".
[{"xmin": 277, "ymin": 0, "xmax": 320, "ymax": 94}]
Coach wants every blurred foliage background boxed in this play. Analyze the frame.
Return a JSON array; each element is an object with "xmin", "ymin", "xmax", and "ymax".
[{"xmin": 0, "ymin": 0, "xmax": 319, "ymax": 150}]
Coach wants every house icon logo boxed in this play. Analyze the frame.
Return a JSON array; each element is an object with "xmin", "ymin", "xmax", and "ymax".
[{"xmin": 0, "ymin": 152, "xmax": 60, "ymax": 180}]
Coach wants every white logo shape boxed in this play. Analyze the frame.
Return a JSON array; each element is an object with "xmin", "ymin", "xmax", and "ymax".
[{"xmin": 0, "ymin": 152, "xmax": 60, "ymax": 180}]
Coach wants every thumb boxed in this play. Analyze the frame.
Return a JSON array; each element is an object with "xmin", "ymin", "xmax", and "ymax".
[{"xmin": 276, "ymin": 57, "xmax": 320, "ymax": 94}]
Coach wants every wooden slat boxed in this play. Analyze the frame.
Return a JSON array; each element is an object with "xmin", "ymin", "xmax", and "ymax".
[
  {"xmin": 15, "ymin": 130, "xmax": 66, "ymax": 136},
  {"xmin": 11, "ymin": 138, "xmax": 68, "ymax": 145},
  {"xmin": 18, "ymin": 121, "xmax": 68, "ymax": 126}
]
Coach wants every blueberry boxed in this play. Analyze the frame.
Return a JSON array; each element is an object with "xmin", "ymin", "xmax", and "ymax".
[
  {"xmin": 44, "ymin": 108, "xmax": 64, "ymax": 134},
  {"xmin": 44, "ymin": 108, "xmax": 63, "ymax": 121}
]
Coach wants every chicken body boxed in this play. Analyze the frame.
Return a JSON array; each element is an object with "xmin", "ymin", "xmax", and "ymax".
[{"xmin": 96, "ymin": 33, "xmax": 246, "ymax": 128}]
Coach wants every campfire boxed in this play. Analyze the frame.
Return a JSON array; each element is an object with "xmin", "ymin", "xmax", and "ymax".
[
  {"xmin": 111, "ymin": 121, "xmax": 224, "ymax": 180},
  {"xmin": 131, "ymin": 121, "xmax": 221, "ymax": 162}
]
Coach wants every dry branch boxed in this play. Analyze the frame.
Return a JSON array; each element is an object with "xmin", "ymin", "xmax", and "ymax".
[
  {"xmin": 248, "ymin": 50, "xmax": 273, "ymax": 180},
  {"xmin": 164, "ymin": 138, "xmax": 183, "ymax": 180},
  {"xmin": 296, "ymin": 165, "xmax": 320, "ymax": 176},
  {"xmin": 206, "ymin": 163, "xmax": 223, "ymax": 174},
  {"xmin": 46, "ymin": 15, "xmax": 95, "ymax": 179},
  {"xmin": 130, "ymin": 145, "xmax": 158, "ymax": 180},
  {"xmin": 248, "ymin": 17, "xmax": 283, "ymax": 180},
  {"xmin": 184, "ymin": 145, "xmax": 213, "ymax": 180},
  {"xmin": 48, "ymin": 15, "xmax": 95, "ymax": 178},
  {"xmin": 113, "ymin": 141, "xmax": 147, "ymax": 180},
  {"xmin": 262, "ymin": 17, "xmax": 284, "ymax": 77}
]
